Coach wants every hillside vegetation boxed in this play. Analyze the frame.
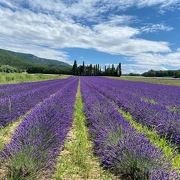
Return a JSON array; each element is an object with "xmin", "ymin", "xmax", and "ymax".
[
  {"xmin": 0, "ymin": 50, "xmax": 32, "ymax": 70},
  {"xmin": 0, "ymin": 72, "xmax": 69, "ymax": 84},
  {"xmin": 9, "ymin": 50, "xmax": 71, "ymax": 68},
  {"xmin": 0, "ymin": 49, "xmax": 72, "ymax": 74}
]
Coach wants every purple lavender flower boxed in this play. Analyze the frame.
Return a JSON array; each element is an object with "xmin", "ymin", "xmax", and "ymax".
[
  {"xmin": 80, "ymin": 77, "xmax": 179, "ymax": 179},
  {"xmin": 82, "ymin": 76, "xmax": 180, "ymax": 149},
  {"xmin": 0, "ymin": 77, "xmax": 76, "ymax": 127},
  {"xmin": 1, "ymin": 77, "xmax": 78, "ymax": 179}
]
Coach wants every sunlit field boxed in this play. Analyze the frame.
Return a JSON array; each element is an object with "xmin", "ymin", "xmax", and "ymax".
[
  {"xmin": 0, "ymin": 72, "xmax": 70, "ymax": 84},
  {"xmin": 0, "ymin": 76, "xmax": 179, "ymax": 179},
  {"xmin": 108, "ymin": 76, "xmax": 180, "ymax": 86}
]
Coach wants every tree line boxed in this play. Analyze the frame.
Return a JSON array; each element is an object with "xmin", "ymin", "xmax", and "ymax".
[
  {"xmin": 0, "ymin": 64, "xmax": 72, "ymax": 74},
  {"xmin": 72, "ymin": 60, "xmax": 122, "ymax": 76},
  {"xmin": 26, "ymin": 65, "xmax": 71, "ymax": 74},
  {"xmin": 142, "ymin": 69, "xmax": 180, "ymax": 78}
]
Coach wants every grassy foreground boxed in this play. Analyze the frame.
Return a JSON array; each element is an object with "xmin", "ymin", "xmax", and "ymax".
[
  {"xmin": 108, "ymin": 76, "xmax": 180, "ymax": 86},
  {"xmin": 0, "ymin": 72, "xmax": 70, "ymax": 84},
  {"xmin": 55, "ymin": 81, "xmax": 115, "ymax": 179},
  {"xmin": 0, "ymin": 121, "xmax": 21, "ymax": 151}
]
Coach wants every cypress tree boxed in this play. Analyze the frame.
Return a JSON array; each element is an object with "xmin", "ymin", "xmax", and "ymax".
[
  {"xmin": 118, "ymin": 63, "xmax": 122, "ymax": 77},
  {"xmin": 82, "ymin": 61, "xmax": 85, "ymax": 75},
  {"xmin": 111, "ymin": 64, "xmax": 115, "ymax": 76},
  {"xmin": 93, "ymin": 65, "xmax": 96, "ymax": 76},
  {"xmin": 89, "ymin": 64, "xmax": 92, "ymax": 76},
  {"xmin": 72, "ymin": 60, "xmax": 78, "ymax": 75},
  {"xmin": 97, "ymin": 64, "xmax": 100, "ymax": 75},
  {"xmin": 95, "ymin": 64, "xmax": 98, "ymax": 76}
]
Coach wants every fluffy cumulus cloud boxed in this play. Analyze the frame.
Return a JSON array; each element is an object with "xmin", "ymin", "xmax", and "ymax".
[
  {"xmin": 122, "ymin": 64, "xmax": 168, "ymax": 74},
  {"xmin": 0, "ymin": 6, "xmax": 171, "ymax": 53},
  {"xmin": 122, "ymin": 51, "xmax": 180, "ymax": 74},
  {"xmin": 0, "ymin": 0, "xmax": 179, "ymax": 71},
  {"xmin": 131, "ymin": 52, "xmax": 180, "ymax": 66}
]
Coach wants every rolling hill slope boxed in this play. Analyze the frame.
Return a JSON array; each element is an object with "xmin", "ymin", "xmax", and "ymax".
[
  {"xmin": 0, "ymin": 49, "xmax": 33, "ymax": 69},
  {"xmin": 10, "ymin": 51, "xmax": 72, "ymax": 68},
  {"xmin": 0, "ymin": 49, "xmax": 71, "ymax": 69}
]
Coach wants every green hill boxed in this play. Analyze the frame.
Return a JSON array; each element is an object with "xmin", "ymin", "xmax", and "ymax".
[
  {"xmin": 0, "ymin": 49, "xmax": 33, "ymax": 69},
  {"xmin": 0, "ymin": 49, "xmax": 72, "ymax": 69},
  {"xmin": 8, "ymin": 50, "xmax": 71, "ymax": 68}
]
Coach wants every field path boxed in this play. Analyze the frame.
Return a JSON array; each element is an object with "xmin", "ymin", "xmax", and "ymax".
[{"xmin": 55, "ymin": 80, "xmax": 117, "ymax": 180}]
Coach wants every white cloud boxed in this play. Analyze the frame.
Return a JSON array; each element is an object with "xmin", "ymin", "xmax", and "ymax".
[
  {"xmin": 130, "ymin": 52, "xmax": 180, "ymax": 66},
  {"xmin": 104, "ymin": 15, "xmax": 137, "ymax": 26},
  {"xmin": 0, "ymin": 0, "xmax": 179, "ymax": 70},
  {"xmin": 0, "ymin": 34, "xmax": 70, "ymax": 63},
  {"xmin": 93, "ymin": 24, "xmax": 139, "ymax": 38},
  {"xmin": 2, "ymin": 0, "xmax": 179, "ymax": 19},
  {"xmin": 141, "ymin": 24, "xmax": 173, "ymax": 33},
  {"xmin": 0, "ymin": 7, "xmax": 171, "ymax": 57},
  {"xmin": 116, "ymin": 50, "xmax": 180, "ymax": 74},
  {"xmin": 158, "ymin": 0, "xmax": 180, "ymax": 10},
  {"xmin": 122, "ymin": 63, "xmax": 170, "ymax": 74}
]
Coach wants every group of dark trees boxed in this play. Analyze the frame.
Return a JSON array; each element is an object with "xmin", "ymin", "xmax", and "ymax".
[
  {"xmin": 72, "ymin": 60, "xmax": 122, "ymax": 76},
  {"xmin": 104, "ymin": 63, "xmax": 122, "ymax": 76},
  {"xmin": 142, "ymin": 69, "xmax": 180, "ymax": 78},
  {"xmin": 0, "ymin": 64, "xmax": 72, "ymax": 74},
  {"xmin": 26, "ymin": 65, "xmax": 71, "ymax": 74}
]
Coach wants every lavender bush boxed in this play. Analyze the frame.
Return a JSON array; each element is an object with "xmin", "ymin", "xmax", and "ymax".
[
  {"xmin": 1, "ymin": 77, "xmax": 78, "ymax": 179},
  {"xmin": 80, "ymin": 77, "xmax": 179, "ymax": 180},
  {"xmin": 0, "ymin": 78, "xmax": 67, "ymax": 98},
  {"xmin": 83, "ymin": 77, "xmax": 180, "ymax": 149},
  {"xmin": 0, "ymin": 77, "xmax": 75, "ymax": 127}
]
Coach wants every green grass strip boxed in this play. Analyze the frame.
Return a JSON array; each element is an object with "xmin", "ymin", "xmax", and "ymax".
[
  {"xmin": 119, "ymin": 109, "xmax": 180, "ymax": 173},
  {"xmin": 0, "ymin": 108, "xmax": 36, "ymax": 152},
  {"xmin": 0, "ymin": 72, "xmax": 69, "ymax": 84},
  {"xmin": 0, "ymin": 118, "xmax": 23, "ymax": 151},
  {"xmin": 55, "ymin": 80, "xmax": 115, "ymax": 179}
]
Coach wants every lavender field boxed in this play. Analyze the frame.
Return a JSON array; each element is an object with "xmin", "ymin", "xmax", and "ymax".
[
  {"xmin": 0, "ymin": 76, "xmax": 179, "ymax": 179},
  {"xmin": 82, "ymin": 77, "xmax": 180, "ymax": 148}
]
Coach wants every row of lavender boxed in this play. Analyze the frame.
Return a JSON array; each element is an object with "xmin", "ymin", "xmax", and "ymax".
[
  {"xmin": 83, "ymin": 77, "xmax": 180, "ymax": 149},
  {"xmin": 101, "ymin": 77, "xmax": 179, "ymax": 110},
  {"xmin": 0, "ymin": 78, "xmax": 65, "ymax": 98},
  {"xmin": 1, "ymin": 78, "xmax": 78, "ymax": 179},
  {"xmin": 80, "ymin": 78, "xmax": 179, "ymax": 179},
  {"xmin": 0, "ymin": 77, "xmax": 75, "ymax": 127}
]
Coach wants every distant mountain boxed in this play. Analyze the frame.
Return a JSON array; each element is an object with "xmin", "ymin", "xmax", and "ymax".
[
  {"xmin": 0, "ymin": 49, "xmax": 72, "ymax": 69},
  {"xmin": 11, "ymin": 51, "xmax": 72, "ymax": 68},
  {"xmin": 0, "ymin": 49, "xmax": 33, "ymax": 69}
]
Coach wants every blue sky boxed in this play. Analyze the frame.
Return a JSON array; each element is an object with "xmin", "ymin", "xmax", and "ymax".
[{"xmin": 0, "ymin": 0, "xmax": 180, "ymax": 74}]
